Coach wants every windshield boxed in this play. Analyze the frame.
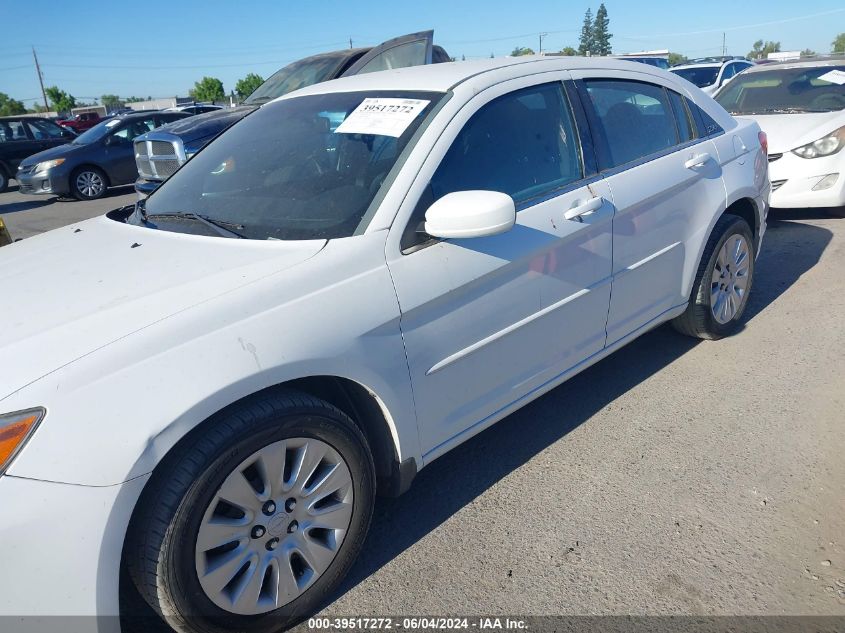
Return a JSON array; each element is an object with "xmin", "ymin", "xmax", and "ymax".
[
  {"xmin": 71, "ymin": 118, "xmax": 120, "ymax": 144},
  {"xmin": 243, "ymin": 53, "xmax": 352, "ymax": 105},
  {"xmin": 715, "ymin": 65, "xmax": 845, "ymax": 114},
  {"xmin": 672, "ymin": 66, "xmax": 720, "ymax": 88},
  {"xmin": 138, "ymin": 90, "xmax": 443, "ymax": 240}
]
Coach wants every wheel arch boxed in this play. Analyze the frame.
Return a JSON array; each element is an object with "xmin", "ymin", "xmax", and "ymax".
[{"xmin": 683, "ymin": 195, "xmax": 762, "ymax": 302}]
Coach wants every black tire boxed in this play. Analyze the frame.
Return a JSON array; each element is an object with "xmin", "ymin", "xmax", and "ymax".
[
  {"xmin": 125, "ymin": 390, "xmax": 376, "ymax": 633},
  {"xmin": 671, "ymin": 215, "xmax": 755, "ymax": 340},
  {"xmin": 71, "ymin": 166, "xmax": 108, "ymax": 200},
  {"xmin": 0, "ymin": 167, "xmax": 8, "ymax": 193}
]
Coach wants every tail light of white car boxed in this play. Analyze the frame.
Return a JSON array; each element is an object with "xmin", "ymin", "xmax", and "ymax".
[
  {"xmin": 758, "ymin": 130, "xmax": 768, "ymax": 156},
  {"xmin": 792, "ymin": 125, "xmax": 845, "ymax": 159}
]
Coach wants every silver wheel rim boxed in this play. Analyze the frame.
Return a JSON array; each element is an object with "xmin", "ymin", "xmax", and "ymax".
[
  {"xmin": 710, "ymin": 233, "xmax": 750, "ymax": 324},
  {"xmin": 194, "ymin": 437, "xmax": 354, "ymax": 615},
  {"xmin": 75, "ymin": 171, "xmax": 104, "ymax": 197}
]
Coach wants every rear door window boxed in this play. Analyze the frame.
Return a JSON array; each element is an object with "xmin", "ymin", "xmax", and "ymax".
[
  {"xmin": 430, "ymin": 82, "xmax": 584, "ymax": 205},
  {"xmin": 668, "ymin": 91, "xmax": 696, "ymax": 143},
  {"xmin": 0, "ymin": 120, "xmax": 29, "ymax": 142},
  {"xmin": 583, "ymin": 79, "xmax": 680, "ymax": 169}
]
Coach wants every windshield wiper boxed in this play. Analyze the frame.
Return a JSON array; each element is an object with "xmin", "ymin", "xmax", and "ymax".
[{"xmin": 144, "ymin": 211, "xmax": 246, "ymax": 239}]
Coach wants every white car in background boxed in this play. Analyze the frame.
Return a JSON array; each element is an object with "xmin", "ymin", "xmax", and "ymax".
[
  {"xmin": 715, "ymin": 56, "xmax": 845, "ymax": 210},
  {"xmin": 0, "ymin": 56, "xmax": 768, "ymax": 633},
  {"xmin": 672, "ymin": 57, "xmax": 755, "ymax": 95}
]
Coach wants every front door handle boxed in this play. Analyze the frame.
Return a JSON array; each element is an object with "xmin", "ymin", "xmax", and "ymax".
[
  {"xmin": 684, "ymin": 152, "xmax": 711, "ymax": 169},
  {"xmin": 564, "ymin": 196, "xmax": 603, "ymax": 222}
]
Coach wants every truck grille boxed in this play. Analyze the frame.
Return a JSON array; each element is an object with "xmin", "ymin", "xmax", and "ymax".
[{"xmin": 134, "ymin": 138, "xmax": 184, "ymax": 181}]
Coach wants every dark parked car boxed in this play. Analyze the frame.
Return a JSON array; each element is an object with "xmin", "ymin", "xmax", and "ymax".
[
  {"xmin": 0, "ymin": 116, "xmax": 76, "ymax": 192},
  {"xmin": 134, "ymin": 30, "xmax": 450, "ymax": 196},
  {"xmin": 17, "ymin": 111, "xmax": 191, "ymax": 200}
]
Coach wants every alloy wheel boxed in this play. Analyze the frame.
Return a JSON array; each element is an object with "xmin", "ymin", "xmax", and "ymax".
[
  {"xmin": 194, "ymin": 437, "xmax": 354, "ymax": 615},
  {"xmin": 710, "ymin": 233, "xmax": 750, "ymax": 324},
  {"xmin": 75, "ymin": 171, "xmax": 105, "ymax": 198}
]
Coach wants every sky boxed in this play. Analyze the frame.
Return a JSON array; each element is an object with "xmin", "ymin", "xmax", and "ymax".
[{"xmin": 1, "ymin": 0, "xmax": 844, "ymax": 107}]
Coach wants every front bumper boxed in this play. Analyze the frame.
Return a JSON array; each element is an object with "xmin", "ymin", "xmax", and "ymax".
[
  {"xmin": 16, "ymin": 166, "xmax": 71, "ymax": 196},
  {"xmin": 0, "ymin": 473, "xmax": 148, "ymax": 625},
  {"xmin": 768, "ymin": 150, "xmax": 845, "ymax": 209}
]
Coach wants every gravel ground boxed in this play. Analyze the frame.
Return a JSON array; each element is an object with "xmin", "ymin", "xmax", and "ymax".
[{"xmin": 2, "ymin": 186, "xmax": 843, "ymax": 619}]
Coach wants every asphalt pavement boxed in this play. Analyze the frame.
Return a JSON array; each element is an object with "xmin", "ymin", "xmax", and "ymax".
[{"xmin": 1, "ymin": 184, "xmax": 843, "ymax": 619}]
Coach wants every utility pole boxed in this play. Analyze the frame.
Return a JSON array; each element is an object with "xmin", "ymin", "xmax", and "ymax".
[
  {"xmin": 722, "ymin": 33, "xmax": 726, "ymax": 57},
  {"xmin": 32, "ymin": 46, "xmax": 48, "ymax": 112},
  {"xmin": 349, "ymin": 37, "xmax": 353, "ymax": 49},
  {"xmin": 539, "ymin": 32, "xmax": 548, "ymax": 55}
]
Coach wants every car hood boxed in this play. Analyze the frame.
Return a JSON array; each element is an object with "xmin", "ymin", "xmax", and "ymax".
[
  {"xmin": 736, "ymin": 110, "xmax": 845, "ymax": 153},
  {"xmin": 0, "ymin": 214, "xmax": 325, "ymax": 401},
  {"xmin": 147, "ymin": 106, "xmax": 255, "ymax": 144},
  {"xmin": 19, "ymin": 142, "xmax": 80, "ymax": 167}
]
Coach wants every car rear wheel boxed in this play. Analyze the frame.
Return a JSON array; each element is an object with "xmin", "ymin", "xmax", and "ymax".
[
  {"xmin": 126, "ymin": 390, "xmax": 376, "ymax": 633},
  {"xmin": 71, "ymin": 166, "xmax": 107, "ymax": 200},
  {"xmin": 671, "ymin": 215, "xmax": 754, "ymax": 340}
]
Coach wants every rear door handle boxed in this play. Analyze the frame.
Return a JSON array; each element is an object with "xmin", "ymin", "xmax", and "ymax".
[
  {"xmin": 564, "ymin": 197, "xmax": 603, "ymax": 222},
  {"xmin": 684, "ymin": 152, "xmax": 711, "ymax": 169}
]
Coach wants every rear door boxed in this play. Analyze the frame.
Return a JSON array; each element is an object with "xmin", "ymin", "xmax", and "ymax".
[
  {"xmin": 0, "ymin": 119, "xmax": 41, "ymax": 172},
  {"xmin": 340, "ymin": 31, "xmax": 433, "ymax": 77},
  {"xmin": 386, "ymin": 77, "xmax": 614, "ymax": 460},
  {"xmin": 572, "ymin": 71, "xmax": 726, "ymax": 344}
]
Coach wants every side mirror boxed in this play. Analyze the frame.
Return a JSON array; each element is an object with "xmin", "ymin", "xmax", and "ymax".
[{"xmin": 424, "ymin": 190, "xmax": 516, "ymax": 239}]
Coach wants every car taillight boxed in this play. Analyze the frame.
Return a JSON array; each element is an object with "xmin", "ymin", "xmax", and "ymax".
[{"xmin": 758, "ymin": 131, "xmax": 768, "ymax": 155}]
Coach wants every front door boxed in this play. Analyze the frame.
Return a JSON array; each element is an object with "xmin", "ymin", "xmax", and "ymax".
[
  {"xmin": 104, "ymin": 116, "xmax": 157, "ymax": 184},
  {"xmin": 386, "ymin": 78, "xmax": 614, "ymax": 461}
]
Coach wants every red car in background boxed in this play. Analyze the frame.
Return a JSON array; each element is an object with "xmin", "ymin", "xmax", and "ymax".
[{"xmin": 57, "ymin": 111, "xmax": 106, "ymax": 132}]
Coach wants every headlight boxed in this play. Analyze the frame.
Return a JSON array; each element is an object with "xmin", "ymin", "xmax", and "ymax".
[
  {"xmin": 792, "ymin": 126, "xmax": 845, "ymax": 159},
  {"xmin": 33, "ymin": 158, "xmax": 66, "ymax": 172},
  {"xmin": 0, "ymin": 408, "xmax": 45, "ymax": 475}
]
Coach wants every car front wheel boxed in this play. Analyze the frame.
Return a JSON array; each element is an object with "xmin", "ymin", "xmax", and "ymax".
[
  {"xmin": 672, "ymin": 215, "xmax": 755, "ymax": 339},
  {"xmin": 71, "ymin": 167, "xmax": 107, "ymax": 200},
  {"xmin": 126, "ymin": 390, "xmax": 376, "ymax": 633}
]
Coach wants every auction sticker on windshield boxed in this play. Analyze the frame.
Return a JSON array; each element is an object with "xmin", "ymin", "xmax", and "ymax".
[{"xmin": 335, "ymin": 98, "xmax": 430, "ymax": 137}]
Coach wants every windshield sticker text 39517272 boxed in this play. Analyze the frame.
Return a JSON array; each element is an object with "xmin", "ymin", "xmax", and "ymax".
[{"xmin": 335, "ymin": 98, "xmax": 430, "ymax": 138}]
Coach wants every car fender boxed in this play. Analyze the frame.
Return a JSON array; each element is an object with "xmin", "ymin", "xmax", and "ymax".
[{"xmin": 4, "ymin": 231, "xmax": 420, "ymax": 487}]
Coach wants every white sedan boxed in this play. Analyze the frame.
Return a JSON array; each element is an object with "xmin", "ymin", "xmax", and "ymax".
[
  {"xmin": 0, "ymin": 56, "xmax": 768, "ymax": 632},
  {"xmin": 715, "ymin": 56, "xmax": 845, "ymax": 210}
]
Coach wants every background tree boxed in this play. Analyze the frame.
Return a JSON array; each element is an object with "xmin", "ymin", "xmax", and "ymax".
[
  {"xmin": 578, "ymin": 8, "xmax": 594, "ymax": 55},
  {"xmin": 234, "ymin": 73, "xmax": 264, "ymax": 100},
  {"xmin": 510, "ymin": 46, "xmax": 535, "ymax": 56},
  {"xmin": 44, "ymin": 86, "xmax": 76, "ymax": 114},
  {"xmin": 592, "ymin": 3, "xmax": 612, "ymax": 55},
  {"xmin": 832, "ymin": 33, "xmax": 845, "ymax": 53},
  {"xmin": 0, "ymin": 93, "xmax": 26, "ymax": 116},
  {"xmin": 101, "ymin": 94, "xmax": 123, "ymax": 110},
  {"xmin": 559, "ymin": 46, "xmax": 578, "ymax": 56},
  {"xmin": 190, "ymin": 77, "xmax": 225, "ymax": 102},
  {"xmin": 800, "ymin": 48, "xmax": 817, "ymax": 58},
  {"xmin": 667, "ymin": 52, "xmax": 688, "ymax": 66},
  {"xmin": 748, "ymin": 40, "xmax": 780, "ymax": 60}
]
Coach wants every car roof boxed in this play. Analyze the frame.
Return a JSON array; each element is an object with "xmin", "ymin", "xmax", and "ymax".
[
  {"xmin": 742, "ymin": 54, "xmax": 845, "ymax": 73},
  {"xmin": 672, "ymin": 62, "xmax": 725, "ymax": 70},
  {"xmin": 280, "ymin": 55, "xmax": 678, "ymax": 99}
]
